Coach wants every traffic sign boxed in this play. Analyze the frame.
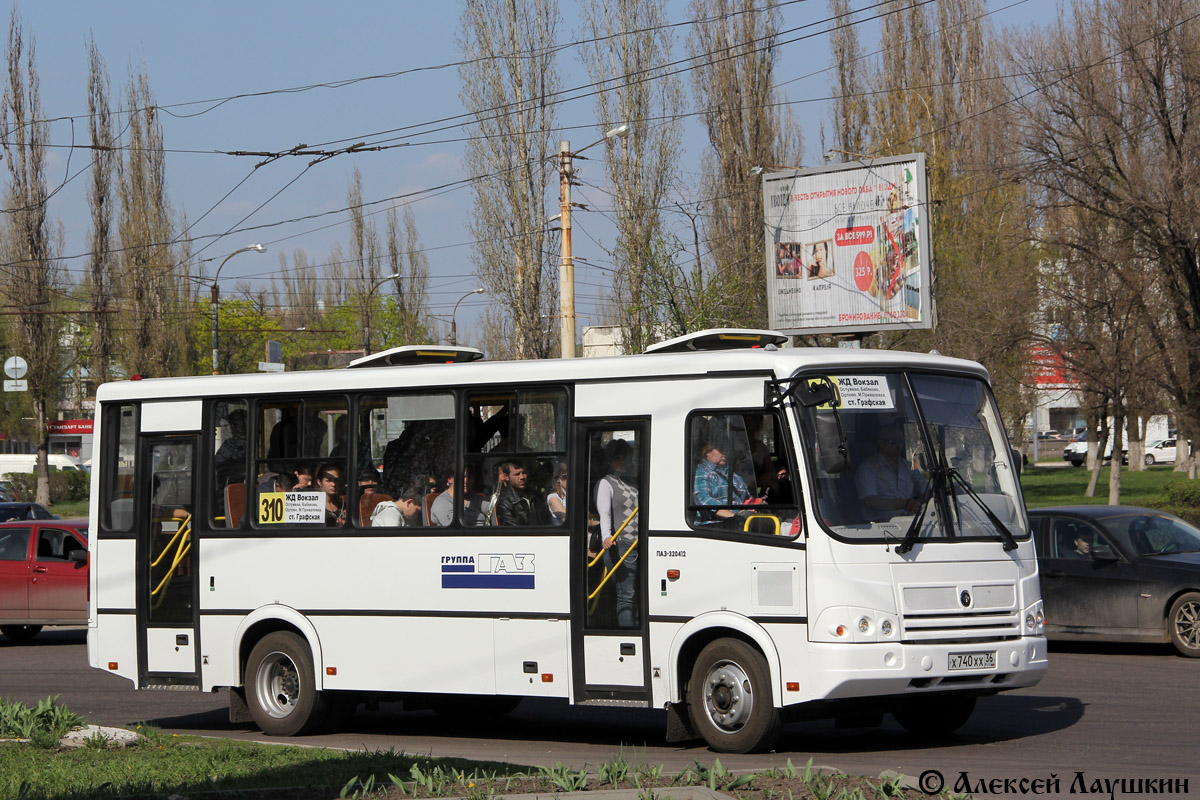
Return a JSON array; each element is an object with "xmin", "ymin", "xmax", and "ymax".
[
  {"xmin": 3, "ymin": 379, "xmax": 28, "ymax": 392},
  {"xmin": 4, "ymin": 356, "xmax": 27, "ymax": 380}
]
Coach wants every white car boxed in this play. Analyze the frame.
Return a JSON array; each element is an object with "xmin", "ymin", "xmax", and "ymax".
[{"xmin": 1144, "ymin": 438, "xmax": 1178, "ymax": 465}]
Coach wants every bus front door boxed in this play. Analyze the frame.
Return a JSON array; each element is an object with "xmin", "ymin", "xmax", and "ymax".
[
  {"xmin": 136, "ymin": 436, "xmax": 200, "ymax": 688},
  {"xmin": 572, "ymin": 421, "xmax": 650, "ymax": 704}
]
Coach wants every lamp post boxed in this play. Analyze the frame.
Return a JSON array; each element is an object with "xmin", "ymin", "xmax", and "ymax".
[
  {"xmin": 558, "ymin": 122, "xmax": 630, "ymax": 358},
  {"xmin": 211, "ymin": 244, "xmax": 266, "ymax": 375},
  {"xmin": 362, "ymin": 272, "xmax": 401, "ymax": 356},
  {"xmin": 450, "ymin": 288, "xmax": 485, "ymax": 346}
]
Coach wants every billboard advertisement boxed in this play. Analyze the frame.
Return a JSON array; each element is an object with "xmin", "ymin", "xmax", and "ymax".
[{"xmin": 763, "ymin": 153, "xmax": 932, "ymax": 336}]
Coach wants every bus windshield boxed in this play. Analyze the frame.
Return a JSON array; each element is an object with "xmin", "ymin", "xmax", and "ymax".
[{"xmin": 796, "ymin": 371, "xmax": 1026, "ymax": 547}]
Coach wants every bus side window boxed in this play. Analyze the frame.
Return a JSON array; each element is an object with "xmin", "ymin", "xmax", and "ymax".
[
  {"xmin": 466, "ymin": 389, "xmax": 567, "ymax": 528},
  {"xmin": 101, "ymin": 404, "xmax": 138, "ymax": 534},
  {"xmin": 211, "ymin": 400, "xmax": 248, "ymax": 529},
  {"xmin": 688, "ymin": 411, "xmax": 798, "ymax": 536}
]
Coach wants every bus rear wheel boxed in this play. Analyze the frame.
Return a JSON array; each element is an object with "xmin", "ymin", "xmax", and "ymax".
[
  {"xmin": 891, "ymin": 694, "xmax": 976, "ymax": 736},
  {"xmin": 245, "ymin": 631, "xmax": 327, "ymax": 736},
  {"xmin": 686, "ymin": 638, "xmax": 781, "ymax": 753}
]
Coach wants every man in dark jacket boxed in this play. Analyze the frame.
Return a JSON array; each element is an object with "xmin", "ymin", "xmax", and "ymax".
[{"xmin": 493, "ymin": 461, "xmax": 548, "ymax": 526}]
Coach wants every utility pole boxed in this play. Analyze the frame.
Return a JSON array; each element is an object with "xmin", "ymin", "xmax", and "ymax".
[{"xmin": 559, "ymin": 140, "xmax": 576, "ymax": 359}]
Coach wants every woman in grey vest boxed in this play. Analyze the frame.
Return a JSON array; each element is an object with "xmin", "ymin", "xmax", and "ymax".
[{"xmin": 596, "ymin": 439, "xmax": 639, "ymax": 628}]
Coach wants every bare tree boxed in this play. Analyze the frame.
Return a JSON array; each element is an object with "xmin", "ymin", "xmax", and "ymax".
[
  {"xmin": 116, "ymin": 62, "xmax": 186, "ymax": 377},
  {"xmin": 458, "ymin": 0, "xmax": 561, "ymax": 359},
  {"xmin": 827, "ymin": 0, "xmax": 870, "ymax": 158},
  {"xmin": 688, "ymin": 0, "xmax": 795, "ymax": 328},
  {"xmin": 579, "ymin": 0, "xmax": 682, "ymax": 352},
  {"xmin": 0, "ymin": 12, "xmax": 63, "ymax": 505},
  {"xmin": 1014, "ymin": 0, "xmax": 1200, "ymax": 475},
  {"xmin": 84, "ymin": 34, "xmax": 117, "ymax": 385},
  {"xmin": 381, "ymin": 205, "xmax": 432, "ymax": 346}
]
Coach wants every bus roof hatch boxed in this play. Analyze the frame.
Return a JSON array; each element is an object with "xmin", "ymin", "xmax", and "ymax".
[
  {"xmin": 346, "ymin": 345, "xmax": 485, "ymax": 368},
  {"xmin": 643, "ymin": 328, "xmax": 788, "ymax": 354}
]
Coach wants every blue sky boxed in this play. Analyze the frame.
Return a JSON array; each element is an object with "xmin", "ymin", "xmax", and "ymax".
[{"xmin": 10, "ymin": 0, "xmax": 1054, "ymax": 343}]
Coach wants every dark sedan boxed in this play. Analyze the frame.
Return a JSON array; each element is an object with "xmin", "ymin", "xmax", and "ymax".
[
  {"xmin": 0, "ymin": 502, "xmax": 56, "ymax": 522},
  {"xmin": 1030, "ymin": 506, "xmax": 1200, "ymax": 657}
]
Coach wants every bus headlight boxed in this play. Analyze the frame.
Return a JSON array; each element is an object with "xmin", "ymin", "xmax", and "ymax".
[
  {"xmin": 814, "ymin": 607, "xmax": 899, "ymax": 642},
  {"xmin": 1023, "ymin": 600, "xmax": 1045, "ymax": 634}
]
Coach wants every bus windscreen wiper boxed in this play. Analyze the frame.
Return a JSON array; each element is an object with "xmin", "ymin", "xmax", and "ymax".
[
  {"xmin": 945, "ymin": 468, "xmax": 1019, "ymax": 551},
  {"xmin": 895, "ymin": 484, "xmax": 934, "ymax": 554}
]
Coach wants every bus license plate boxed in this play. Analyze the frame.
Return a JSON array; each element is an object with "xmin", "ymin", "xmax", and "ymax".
[{"xmin": 948, "ymin": 651, "xmax": 995, "ymax": 670}]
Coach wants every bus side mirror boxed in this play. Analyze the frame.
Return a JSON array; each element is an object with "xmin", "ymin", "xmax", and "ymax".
[
  {"xmin": 795, "ymin": 382, "xmax": 835, "ymax": 408},
  {"xmin": 816, "ymin": 412, "xmax": 849, "ymax": 474}
]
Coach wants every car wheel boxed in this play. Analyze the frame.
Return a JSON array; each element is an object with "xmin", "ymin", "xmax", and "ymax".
[
  {"xmin": 892, "ymin": 694, "xmax": 976, "ymax": 736},
  {"xmin": 686, "ymin": 638, "xmax": 781, "ymax": 753},
  {"xmin": 245, "ymin": 631, "xmax": 328, "ymax": 736},
  {"xmin": 0, "ymin": 624, "xmax": 42, "ymax": 642},
  {"xmin": 1168, "ymin": 592, "xmax": 1200, "ymax": 658},
  {"xmin": 1145, "ymin": 454, "xmax": 1156, "ymax": 466}
]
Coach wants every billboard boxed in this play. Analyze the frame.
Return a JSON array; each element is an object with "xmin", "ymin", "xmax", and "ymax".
[{"xmin": 763, "ymin": 153, "xmax": 932, "ymax": 336}]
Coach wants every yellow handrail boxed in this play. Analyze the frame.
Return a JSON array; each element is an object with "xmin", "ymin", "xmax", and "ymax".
[
  {"xmin": 587, "ymin": 506, "xmax": 639, "ymax": 568},
  {"xmin": 150, "ymin": 514, "xmax": 192, "ymax": 601},
  {"xmin": 587, "ymin": 506, "xmax": 640, "ymax": 601},
  {"xmin": 742, "ymin": 513, "xmax": 781, "ymax": 536},
  {"xmin": 149, "ymin": 516, "xmax": 190, "ymax": 568}
]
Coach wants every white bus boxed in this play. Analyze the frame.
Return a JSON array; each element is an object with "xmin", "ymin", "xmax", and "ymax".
[{"xmin": 86, "ymin": 329, "xmax": 1046, "ymax": 753}]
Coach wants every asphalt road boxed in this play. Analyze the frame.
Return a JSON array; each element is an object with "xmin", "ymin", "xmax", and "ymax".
[{"xmin": 3, "ymin": 628, "xmax": 1197, "ymax": 791}]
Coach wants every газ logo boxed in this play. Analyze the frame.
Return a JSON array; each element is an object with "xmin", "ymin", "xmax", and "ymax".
[{"xmin": 441, "ymin": 554, "xmax": 536, "ymax": 589}]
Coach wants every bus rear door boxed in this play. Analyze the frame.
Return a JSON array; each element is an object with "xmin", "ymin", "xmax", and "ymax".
[
  {"xmin": 572, "ymin": 420, "xmax": 650, "ymax": 704},
  {"xmin": 137, "ymin": 436, "xmax": 200, "ymax": 688}
]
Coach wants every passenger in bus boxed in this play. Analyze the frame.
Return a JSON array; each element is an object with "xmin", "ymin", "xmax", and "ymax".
[
  {"xmin": 492, "ymin": 461, "xmax": 549, "ymax": 526},
  {"xmin": 597, "ymin": 440, "xmax": 638, "ymax": 627},
  {"xmin": 854, "ymin": 423, "xmax": 929, "ymax": 521},
  {"xmin": 370, "ymin": 483, "xmax": 424, "ymax": 527},
  {"xmin": 381, "ymin": 420, "xmax": 454, "ymax": 498},
  {"xmin": 213, "ymin": 409, "xmax": 247, "ymax": 488},
  {"xmin": 692, "ymin": 439, "xmax": 751, "ymax": 526},
  {"xmin": 546, "ymin": 462, "xmax": 568, "ymax": 525},
  {"xmin": 430, "ymin": 471, "xmax": 487, "ymax": 527},
  {"xmin": 317, "ymin": 467, "xmax": 347, "ymax": 526},
  {"xmin": 258, "ymin": 471, "xmax": 298, "ymax": 495},
  {"xmin": 292, "ymin": 463, "xmax": 314, "ymax": 489}
]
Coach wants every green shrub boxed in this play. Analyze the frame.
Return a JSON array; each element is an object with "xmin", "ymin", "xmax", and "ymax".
[
  {"xmin": 1160, "ymin": 481, "xmax": 1200, "ymax": 508},
  {"xmin": 3, "ymin": 470, "xmax": 90, "ymax": 504},
  {"xmin": 0, "ymin": 695, "xmax": 82, "ymax": 739}
]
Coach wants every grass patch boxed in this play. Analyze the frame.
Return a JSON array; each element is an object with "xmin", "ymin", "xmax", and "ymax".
[
  {"xmin": 1, "ymin": 735, "xmax": 520, "ymax": 800},
  {"xmin": 1, "ymin": 742, "xmax": 954, "ymax": 800},
  {"xmin": 47, "ymin": 498, "xmax": 88, "ymax": 519},
  {"xmin": 1021, "ymin": 464, "xmax": 1188, "ymax": 509}
]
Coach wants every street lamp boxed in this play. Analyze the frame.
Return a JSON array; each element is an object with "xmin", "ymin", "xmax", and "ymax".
[
  {"xmin": 558, "ymin": 122, "xmax": 631, "ymax": 358},
  {"xmin": 210, "ymin": 244, "xmax": 266, "ymax": 375},
  {"xmin": 450, "ymin": 288, "xmax": 485, "ymax": 346},
  {"xmin": 362, "ymin": 272, "xmax": 401, "ymax": 356}
]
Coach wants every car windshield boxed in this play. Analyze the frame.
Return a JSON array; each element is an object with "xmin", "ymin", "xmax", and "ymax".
[
  {"xmin": 1098, "ymin": 513, "xmax": 1200, "ymax": 555},
  {"xmin": 795, "ymin": 370, "xmax": 1026, "ymax": 547}
]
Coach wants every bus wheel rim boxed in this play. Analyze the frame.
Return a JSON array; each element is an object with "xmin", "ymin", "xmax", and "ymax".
[
  {"xmin": 257, "ymin": 650, "xmax": 301, "ymax": 719},
  {"xmin": 703, "ymin": 660, "xmax": 753, "ymax": 732}
]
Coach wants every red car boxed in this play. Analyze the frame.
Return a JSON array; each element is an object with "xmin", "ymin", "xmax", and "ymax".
[{"xmin": 0, "ymin": 520, "xmax": 88, "ymax": 642}]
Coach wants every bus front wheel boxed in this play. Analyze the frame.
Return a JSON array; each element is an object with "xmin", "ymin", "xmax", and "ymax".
[
  {"xmin": 245, "ymin": 631, "xmax": 327, "ymax": 736},
  {"xmin": 686, "ymin": 638, "xmax": 781, "ymax": 753}
]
